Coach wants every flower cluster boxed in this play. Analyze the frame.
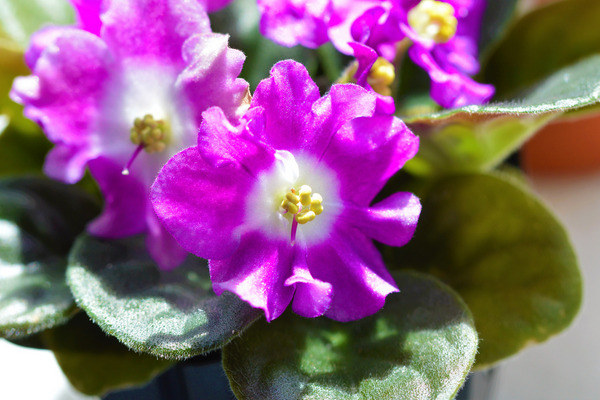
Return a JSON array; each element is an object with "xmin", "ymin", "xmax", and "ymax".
[
  {"xmin": 0, "ymin": 1, "xmax": 588, "ymax": 397},
  {"xmin": 259, "ymin": 0, "xmax": 494, "ymax": 108},
  {"xmin": 12, "ymin": 0, "xmax": 423, "ymax": 321}
]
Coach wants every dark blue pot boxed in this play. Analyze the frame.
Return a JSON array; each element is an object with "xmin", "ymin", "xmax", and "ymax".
[{"xmin": 102, "ymin": 351, "xmax": 235, "ymax": 400}]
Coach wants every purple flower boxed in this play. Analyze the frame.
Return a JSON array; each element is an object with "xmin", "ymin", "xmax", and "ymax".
[
  {"xmin": 400, "ymin": 0, "xmax": 495, "ymax": 108},
  {"xmin": 258, "ymin": 0, "xmax": 494, "ymax": 108},
  {"xmin": 350, "ymin": 42, "xmax": 397, "ymax": 114},
  {"xmin": 11, "ymin": 0, "xmax": 249, "ymax": 269},
  {"xmin": 151, "ymin": 60, "xmax": 421, "ymax": 321},
  {"xmin": 70, "ymin": 0, "xmax": 102, "ymax": 35},
  {"xmin": 258, "ymin": 0, "xmax": 332, "ymax": 48}
]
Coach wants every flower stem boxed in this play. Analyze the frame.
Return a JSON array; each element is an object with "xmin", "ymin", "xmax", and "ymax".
[
  {"xmin": 290, "ymin": 218, "xmax": 298, "ymax": 246},
  {"xmin": 122, "ymin": 143, "xmax": 145, "ymax": 175}
]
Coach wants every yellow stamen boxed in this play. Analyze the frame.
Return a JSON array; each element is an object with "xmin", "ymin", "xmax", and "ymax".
[
  {"xmin": 286, "ymin": 191, "xmax": 300, "ymax": 204},
  {"xmin": 336, "ymin": 57, "xmax": 395, "ymax": 97},
  {"xmin": 296, "ymin": 210, "xmax": 316, "ymax": 225},
  {"xmin": 279, "ymin": 185, "xmax": 324, "ymax": 225},
  {"xmin": 408, "ymin": 0, "xmax": 457, "ymax": 43},
  {"xmin": 281, "ymin": 199, "xmax": 299, "ymax": 215},
  {"xmin": 367, "ymin": 58, "xmax": 396, "ymax": 97},
  {"xmin": 310, "ymin": 193, "xmax": 323, "ymax": 215},
  {"xmin": 299, "ymin": 185, "xmax": 312, "ymax": 207},
  {"xmin": 129, "ymin": 114, "xmax": 171, "ymax": 154}
]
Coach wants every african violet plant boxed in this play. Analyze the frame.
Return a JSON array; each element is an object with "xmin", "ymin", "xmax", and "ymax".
[{"xmin": 0, "ymin": 0, "xmax": 590, "ymax": 398}]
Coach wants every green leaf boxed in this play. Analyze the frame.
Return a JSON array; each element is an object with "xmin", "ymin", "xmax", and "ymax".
[
  {"xmin": 223, "ymin": 271, "xmax": 478, "ymax": 400},
  {"xmin": 0, "ymin": 177, "xmax": 100, "ymax": 338},
  {"xmin": 0, "ymin": 253, "xmax": 76, "ymax": 338},
  {"xmin": 0, "ymin": 0, "xmax": 74, "ymax": 49},
  {"xmin": 238, "ymin": 33, "xmax": 320, "ymax": 91},
  {"xmin": 67, "ymin": 235, "xmax": 263, "ymax": 359},
  {"xmin": 385, "ymin": 173, "xmax": 582, "ymax": 368},
  {"xmin": 0, "ymin": 123, "xmax": 51, "ymax": 176},
  {"xmin": 0, "ymin": 0, "xmax": 73, "ymax": 132},
  {"xmin": 404, "ymin": 113, "xmax": 556, "ymax": 176},
  {"xmin": 7, "ymin": 332, "xmax": 47, "ymax": 349},
  {"xmin": 395, "ymin": 54, "xmax": 438, "ymax": 116},
  {"xmin": 478, "ymin": 0, "xmax": 520, "ymax": 59},
  {"xmin": 43, "ymin": 312, "xmax": 173, "ymax": 396},
  {"xmin": 482, "ymin": 0, "xmax": 600, "ymax": 99},
  {"xmin": 0, "ymin": 177, "xmax": 100, "ymax": 253},
  {"xmin": 403, "ymin": 55, "xmax": 600, "ymax": 176}
]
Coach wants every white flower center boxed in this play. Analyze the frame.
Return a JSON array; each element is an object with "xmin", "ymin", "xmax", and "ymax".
[
  {"xmin": 96, "ymin": 60, "xmax": 195, "ymax": 181},
  {"xmin": 244, "ymin": 150, "xmax": 341, "ymax": 244}
]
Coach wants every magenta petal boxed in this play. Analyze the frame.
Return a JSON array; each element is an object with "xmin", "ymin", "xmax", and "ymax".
[
  {"xmin": 151, "ymin": 147, "xmax": 255, "ymax": 259},
  {"xmin": 251, "ymin": 60, "xmax": 321, "ymax": 152},
  {"xmin": 101, "ymin": 0, "xmax": 210, "ymax": 62},
  {"xmin": 328, "ymin": 0, "xmax": 395, "ymax": 56},
  {"xmin": 449, "ymin": 0, "xmax": 487, "ymax": 43},
  {"xmin": 307, "ymin": 226, "xmax": 398, "ymax": 321},
  {"xmin": 348, "ymin": 2, "xmax": 403, "ymax": 59},
  {"xmin": 11, "ymin": 30, "xmax": 112, "ymax": 152},
  {"xmin": 347, "ymin": 192, "xmax": 421, "ymax": 247},
  {"xmin": 409, "ymin": 46, "xmax": 494, "ymax": 108},
  {"xmin": 320, "ymin": 114, "xmax": 419, "ymax": 205},
  {"xmin": 44, "ymin": 145, "xmax": 95, "ymax": 184},
  {"xmin": 210, "ymin": 232, "xmax": 295, "ymax": 322},
  {"xmin": 87, "ymin": 157, "xmax": 147, "ymax": 238},
  {"xmin": 285, "ymin": 251, "xmax": 333, "ymax": 318},
  {"xmin": 198, "ymin": 0, "xmax": 234, "ymax": 13},
  {"xmin": 197, "ymin": 107, "xmax": 274, "ymax": 174},
  {"xmin": 258, "ymin": 0, "xmax": 330, "ymax": 48},
  {"xmin": 431, "ymin": 73, "xmax": 495, "ymax": 108},
  {"xmin": 306, "ymin": 83, "xmax": 377, "ymax": 156},
  {"xmin": 178, "ymin": 33, "xmax": 249, "ymax": 125},
  {"xmin": 24, "ymin": 26, "xmax": 77, "ymax": 70},
  {"xmin": 373, "ymin": 91, "xmax": 396, "ymax": 115},
  {"xmin": 145, "ymin": 211, "xmax": 188, "ymax": 271},
  {"xmin": 349, "ymin": 42, "xmax": 396, "ymax": 115},
  {"xmin": 70, "ymin": 0, "xmax": 103, "ymax": 35},
  {"xmin": 350, "ymin": 42, "xmax": 378, "ymax": 89},
  {"xmin": 11, "ymin": 30, "xmax": 113, "ymax": 184},
  {"xmin": 441, "ymin": 37, "xmax": 480, "ymax": 76}
]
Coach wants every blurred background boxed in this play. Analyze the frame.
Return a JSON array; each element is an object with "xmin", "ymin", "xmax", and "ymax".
[{"xmin": 1, "ymin": 0, "xmax": 599, "ymax": 398}]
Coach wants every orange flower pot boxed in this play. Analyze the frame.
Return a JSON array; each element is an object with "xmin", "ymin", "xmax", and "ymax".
[{"xmin": 522, "ymin": 112, "xmax": 600, "ymax": 174}]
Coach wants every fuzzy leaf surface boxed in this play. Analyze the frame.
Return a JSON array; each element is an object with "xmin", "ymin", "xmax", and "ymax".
[
  {"xmin": 67, "ymin": 235, "xmax": 262, "ymax": 359},
  {"xmin": 0, "ymin": 177, "xmax": 98, "ymax": 337},
  {"xmin": 385, "ymin": 172, "xmax": 582, "ymax": 368},
  {"xmin": 224, "ymin": 271, "xmax": 477, "ymax": 400}
]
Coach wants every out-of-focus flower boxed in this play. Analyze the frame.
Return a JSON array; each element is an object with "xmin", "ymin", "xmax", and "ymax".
[
  {"xmin": 151, "ymin": 60, "xmax": 421, "ymax": 321},
  {"xmin": 11, "ymin": 0, "xmax": 249, "ymax": 269},
  {"xmin": 258, "ymin": 0, "xmax": 331, "ymax": 48},
  {"xmin": 258, "ymin": 0, "xmax": 494, "ymax": 108},
  {"xmin": 401, "ymin": 0, "xmax": 495, "ymax": 108}
]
